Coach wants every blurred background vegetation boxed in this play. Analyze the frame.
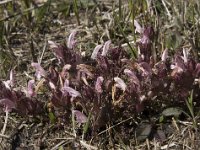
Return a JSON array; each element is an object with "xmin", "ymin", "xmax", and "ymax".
[{"xmin": 0, "ymin": 0, "xmax": 200, "ymax": 78}]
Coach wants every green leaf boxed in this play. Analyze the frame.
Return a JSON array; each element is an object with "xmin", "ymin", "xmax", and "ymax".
[
  {"xmin": 0, "ymin": 51, "xmax": 13, "ymax": 78},
  {"xmin": 162, "ymin": 107, "xmax": 183, "ymax": 117},
  {"xmin": 48, "ymin": 112, "xmax": 56, "ymax": 124},
  {"xmin": 186, "ymin": 90, "xmax": 194, "ymax": 118},
  {"xmin": 58, "ymin": 146, "xmax": 64, "ymax": 150},
  {"xmin": 83, "ymin": 111, "xmax": 91, "ymax": 134},
  {"xmin": 136, "ymin": 123, "xmax": 152, "ymax": 141},
  {"xmin": 35, "ymin": 0, "xmax": 51, "ymax": 24},
  {"xmin": 166, "ymin": 32, "xmax": 182, "ymax": 49},
  {"xmin": 0, "ymin": 22, "xmax": 4, "ymax": 46},
  {"xmin": 159, "ymin": 115, "xmax": 164, "ymax": 123}
]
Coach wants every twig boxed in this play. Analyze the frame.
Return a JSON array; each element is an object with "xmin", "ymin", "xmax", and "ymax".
[
  {"xmin": 49, "ymin": 138, "xmax": 98, "ymax": 150},
  {"xmin": 161, "ymin": 0, "xmax": 172, "ymax": 19},
  {"xmin": 0, "ymin": 0, "xmax": 12, "ymax": 5},
  {"xmin": 0, "ymin": 134, "xmax": 9, "ymax": 139},
  {"xmin": 80, "ymin": 140, "xmax": 98, "ymax": 150},
  {"xmin": 38, "ymin": 38, "xmax": 47, "ymax": 64},
  {"xmin": 71, "ymin": 104, "xmax": 76, "ymax": 138},
  {"xmin": 50, "ymin": 140, "xmax": 73, "ymax": 150},
  {"xmin": 98, "ymin": 117, "xmax": 133, "ymax": 136},
  {"xmin": 0, "ymin": 110, "xmax": 9, "ymax": 143}
]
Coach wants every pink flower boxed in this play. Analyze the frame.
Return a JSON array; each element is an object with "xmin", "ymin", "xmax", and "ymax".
[
  {"xmin": 95, "ymin": 76, "xmax": 104, "ymax": 93},
  {"xmin": 124, "ymin": 69, "xmax": 140, "ymax": 86},
  {"xmin": 67, "ymin": 30, "xmax": 77, "ymax": 49},
  {"xmin": 48, "ymin": 40, "xmax": 65, "ymax": 63},
  {"xmin": 114, "ymin": 77, "xmax": 127, "ymax": 91},
  {"xmin": 61, "ymin": 64, "xmax": 71, "ymax": 78},
  {"xmin": 134, "ymin": 20, "xmax": 144, "ymax": 34},
  {"xmin": 48, "ymin": 40, "xmax": 58, "ymax": 49},
  {"xmin": 91, "ymin": 45, "xmax": 102, "ymax": 60},
  {"xmin": 3, "ymin": 70, "xmax": 15, "ymax": 89},
  {"xmin": 138, "ymin": 62, "xmax": 152, "ymax": 77},
  {"xmin": 101, "ymin": 40, "xmax": 111, "ymax": 56},
  {"xmin": 62, "ymin": 86, "xmax": 81, "ymax": 98},
  {"xmin": 63, "ymin": 79, "xmax": 70, "ymax": 88},
  {"xmin": 61, "ymin": 80, "xmax": 81, "ymax": 101},
  {"xmin": 31, "ymin": 63, "xmax": 46, "ymax": 80},
  {"xmin": 72, "ymin": 110, "xmax": 87, "ymax": 124},
  {"xmin": 0, "ymin": 98, "xmax": 16, "ymax": 112},
  {"xmin": 27, "ymin": 80, "xmax": 36, "ymax": 97}
]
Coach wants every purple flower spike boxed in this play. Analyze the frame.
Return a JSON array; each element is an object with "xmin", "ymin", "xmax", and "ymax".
[
  {"xmin": 27, "ymin": 80, "xmax": 36, "ymax": 97},
  {"xmin": 140, "ymin": 35, "xmax": 150, "ymax": 46},
  {"xmin": 137, "ymin": 26, "xmax": 154, "ymax": 62},
  {"xmin": 63, "ymin": 79, "xmax": 70, "ymax": 88},
  {"xmin": 91, "ymin": 45, "xmax": 102, "ymax": 60},
  {"xmin": 72, "ymin": 110, "xmax": 87, "ymax": 124},
  {"xmin": 3, "ymin": 69, "xmax": 15, "ymax": 89},
  {"xmin": 95, "ymin": 76, "xmax": 104, "ymax": 93},
  {"xmin": 0, "ymin": 98, "xmax": 16, "ymax": 112},
  {"xmin": 61, "ymin": 64, "xmax": 71, "ymax": 79},
  {"xmin": 31, "ymin": 63, "xmax": 46, "ymax": 80},
  {"xmin": 62, "ymin": 81, "xmax": 81, "ymax": 101},
  {"xmin": 101, "ymin": 40, "xmax": 111, "ymax": 56},
  {"xmin": 48, "ymin": 40, "xmax": 65, "ymax": 63},
  {"xmin": 62, "ymin": 86, "xmax": 81, "ymax": 98},
  {"xmin": 138, "ymin": 62, "xmax": 152, "ymax": 77},
  {"xmin": 124, "ymin": 69, "xmax": 140, "ymax": 86},
  {"xmin": 67, "ymin": 30, "xmax": 77, "ymax": 49}
]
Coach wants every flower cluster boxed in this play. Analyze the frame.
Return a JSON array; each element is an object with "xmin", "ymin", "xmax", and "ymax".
[
  {"xmin": 0, "ymin": 26, "xmax": 200, "ymax": 129},
  {"xmin": 0, "ymin": 71, "xmax": 44, "ymax": 115}
]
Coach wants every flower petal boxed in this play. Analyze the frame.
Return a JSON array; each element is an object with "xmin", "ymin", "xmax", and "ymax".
[
  {"xmin": 114, "ymin": 77, "xmax": 127, "ymax": 91},
  {"xmin": 101, "ymin": 40, "xmax": 111, "ymax": 56},
  {"xmin": 0, "ymin": 98, "xmax": 15, "ymax": 112},
  {"xmin": 27, "ymin": 80, "xmax": 36, "ymax": 97},
  {"xmin": 72, "ymin": 110, "xmax": 87, "ymax": 124},
  {"xmin": 61, "ymin": 64, "xmax": 71, "ymax": 78},
  {"xmin": 62, "ymin": 86, "xmax": 81, "ymax": 98},
  {"xmin": 48, "ymin": 40, "xmax": 58, "ymax": 49},
  {"xmin": 134, "ymin": 20, "xmax": 144, "ymax": 34},
  {"xmin": 3, "ymin": 70, "xmax": 15, "ymax": 89},
  {"xmin": 63, "ymin": 79, "xmax": 69, "ymax": 88},
  {"xmin": 31, "ymin": 63, "xmax": 46, "ymax": 80},
  {"xmin": 95, "ymin": 76, "xmax": 104, "ymax": 93},
  {"xmin": 49, "ymin": 81, "xmax": 56, "ymax": 90},
  {"xmin": 124, "ymin": 69, "xmax": 140, "ymax": 86},
  {"xmin": 67, "ymin": 30, "xmax": 77, "ymax": 49},
  {"xmin": 138, "ymin": 62, "xmax": 152, "ymax": 76},
  {"xmin": 91, "ymin": 45, "xmax": 102, "ymax": 60}
]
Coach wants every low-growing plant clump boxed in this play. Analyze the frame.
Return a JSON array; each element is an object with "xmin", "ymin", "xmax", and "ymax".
[{"xmin": 0, "ymin": 21, "xmax": 200, "ymax": 148}]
